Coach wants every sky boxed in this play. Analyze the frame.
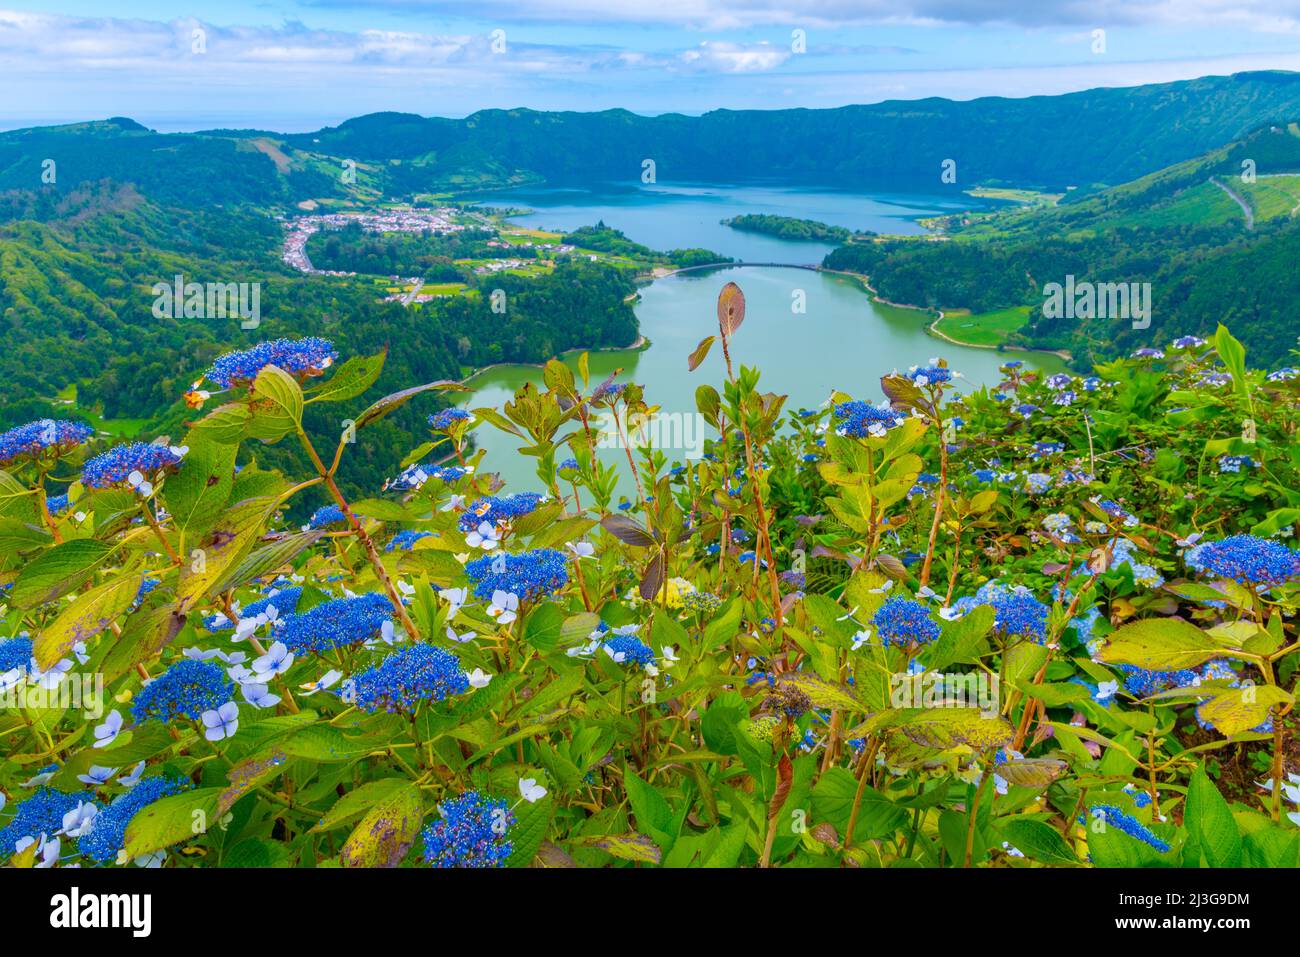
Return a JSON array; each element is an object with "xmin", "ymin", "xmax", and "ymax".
[{"xmin": 7, "ymin": 1, "xmax": 1300, "ymax": 131}]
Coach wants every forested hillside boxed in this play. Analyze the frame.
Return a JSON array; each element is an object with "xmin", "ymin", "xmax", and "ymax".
[{"xmin": 824, "ymin": 123, "xmax": 1300, "ymax": 366}]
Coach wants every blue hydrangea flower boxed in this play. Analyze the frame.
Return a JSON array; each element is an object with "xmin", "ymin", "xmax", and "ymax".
[
  {"xmin": 457, "ymin": 493, "xmax": 545, "ymax": 531},
  {"xmin": 1087, "ymin": 804, "xmax": 1170, "ymax": 853},
  {"xmin": 307, "ymin": 504, "xmax": 347, "ymax": 529},
  {"xmin": 81, "ymin": 443, "xmax": 184, "ymax": 489},
  {"xmin": 353, "ymin": 644, "xmax": 469, "ymax": 712},
  {"xmin": 0, "ymin": 788, "xmax": 84, "ymax": 857},
  {"xmin": 873, "ymin": 597, "xmax": 940, "ymax": 647},
  {"xmin": 0, "ymin": 419, "xmax": 94, "ymax": 466},
  {"xmin": 421, "ymin": 791, "xmax": 514, "ymax": 868},
  {"xmin": 1115, "ymin": 663, "xmax": 1199, "ymax": 698},
  {"xmin": 387, "ymin": 530, "xmax": 432, "ymax": 552},
  {"xmin": 953, "ymin": 583, "xmax": 1049, "ymax": 643},
  {"xmin": 1185, "ymin": 535, "xmax": 1300, "ymax": 586},
  {"xmin": 204, "ymin": 587, "xmax": 302, "ymax": 631},
  {"xmin": 77, "ymin": 776, "xmax": 190, "ymax": 864},
  {"xmin": 0, "ymin": 635, "xmax": 33, "ymax": 673},
  {"xmin": 1094, "ymin": 498, "xmax": 1139, "ymax": 528},
  {"xmin": 46, "ymin": 494, "xmax": 72, "ymax": 515},
  {"xmin": 558, "ymin": 458, "xmax": 579, "ymax": 471},
  {"xmin": 604, "ymin": 633, "xmax": 656, "ymax": 668},
  {"xmin": 428, "ymin": 408, "xmax": 472, "ymax": 430},
  {"xmin": 132, "ymin": 660, "xmax": 233, "ymax": 724},
  {"xmin": 206, "ymin": 337, "xmax": 338, "ymax": 388},
  {"xmin": 907, "ymin": 365, "xmax": 952, "ymax": 386},
  {"xmin": 465, "ymin": 548, "xmax": 568, "ymax": 602},
  {"xmin": 590, "ymin": 381, "xmax": 626, "ymax": 402},
  {"xmin": 833, "ymin": 400, "xmax": 903, "ymax": 438},
  {"xmin": 279, "ymin": 593, "xmax": 392, "ymax": 653}
]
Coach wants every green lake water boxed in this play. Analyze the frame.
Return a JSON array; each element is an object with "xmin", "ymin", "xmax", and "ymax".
[{"xmin": 459, "ymin": 264, "xmax": 1066, "ymax": 494}]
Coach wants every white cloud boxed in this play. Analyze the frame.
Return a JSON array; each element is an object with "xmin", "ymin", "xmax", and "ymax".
[
  {"xmin": 302, "ymin": 0, "xmax": 1300, "ymax": 32},
  {"xmin": 678, "ymin": 41, "xmax": 790, "ymax": 72}
]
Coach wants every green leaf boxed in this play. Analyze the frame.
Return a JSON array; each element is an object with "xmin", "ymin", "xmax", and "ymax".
[
  {"xmin": 246, "ymin": 365, "xmax": 304, "ymax": 443},
  {"xmin": 1214, "ymin": 324, "xmax": 1250, "ymax": 403},
  {"xmin": 0, "ymin": 469, "xmax": 37, "ymax": 521},
  {"xmin": 687, "ymin": 335, "xmax": 716, "ymax": 372},
  {"xmin": 34, "ymin": 570, "xmax": 143, "ymax": 668},
  {"xmin": 340, "ymin": 783, "xmax": 423, "ymax": 868},
  {"xmin": 927, "ymin": 604, "xmax": 994, "ymax": 670},
  {"xmin": 520, "ymin": 603, "xmax": 567, "ymax": 652},
  {"xmin": 1186, "ymin": 765, "xmax": 1243, "ymax": 867},
  {"xmin": 305, "ymin": 349, "xmax": 386, "ymax": 404},
  {"xmin": 311, "ymin": 778, "xmax": 412, "ymax": 833},
  {"xmin": 176, "ymin": 496, "xmax": 276, "ymax": 610},
  {"xmin": 163, "ymin": 435, "xmax": 238, "ymax": 547},
  {"xmin": 1097, "ymin": 618, "xmax": 1224, "ymax": 671},
  {"xmin": 209, "ymin": 530, "xmax": 323, "ymax": 596},
  {"xmin": 355, "ymin": 379, "xmax": 458, "ymax": 431},
  {"xmin": 506, "ymin": 795, "xmax": 553, "ymax": 867},
  {"xmin": 998, "ymin": 818, "xmax": 1080, "ymax": 866},
  {"xmin": 1196, "ymin": 685, "xmax": 1292, "ymax": 736},
  {"xmin": 124, "ymin": 787, "xmax": 224, "ymax": 858},
  {"xmin": 12, "ymin": 538, "xmax": 117, "ymax": 608},
  {"xmin": 574, "ymin": 832, "xmax": 662, "ymax": 864},
  {"xmin": 624, "ymin": 768, "xmax": 674, "ymax": 850}
]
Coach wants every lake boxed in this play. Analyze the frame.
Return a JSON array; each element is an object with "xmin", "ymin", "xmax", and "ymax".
[
  {"xmin": 468, "ymin": 181, "xmax": 983, "ymax": 263},
  {"xmin": 456, "ymin": 185, "xmax": 1060, "ymax": 493},
  {"xmin": 460, "ymin": 273, "xmax": 1066, "ymax": 493}
]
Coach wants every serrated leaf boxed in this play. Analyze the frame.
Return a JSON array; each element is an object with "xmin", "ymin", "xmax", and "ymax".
[{"xmin": 340, "ymin": 783, "xmax": 423, "ymax": 868}]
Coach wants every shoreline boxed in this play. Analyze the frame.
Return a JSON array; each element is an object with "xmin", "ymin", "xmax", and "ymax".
[
  {"xmin": 456, "ymin": 334, "xmax": 650, "ymax": 390},
  {"xmin": 824, "ymin": 267, "xmax": 1074, "ymax": 365},
  {"xmin": 457, "ymin": 261, "xmax": 1072, "ymax": 395}
]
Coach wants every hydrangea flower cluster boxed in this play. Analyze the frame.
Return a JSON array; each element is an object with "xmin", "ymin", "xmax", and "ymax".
[
  {"xmin": 0, "ymin": 635, "xmax": 33, "ymax": 674},
  {"xmin": 278, "ymin": 593, "xmax": 392, "ymax": 653},
  {"xmin": 81, "ymin": 443, "xmax": 184, "ymax": 489},
  {"xmin": 428, "ymin": 408, "xmax": 472, "ymax": 430},
  {"xmin": 1115, "ymin": 663, "xmax": 1199, "ymax": 698},
  {"xmin": 0, "ymin": 787, "xmax": 83, "ymax": 857},
  {"xmin": 873, "ymin": 597, "xmax": 940, "ymax": 647},
  {"xmin": 388, "ymin": 463, "xmax": 468, "ymax": 491},
  {"xmin": 1185, "ymin": 535, "xmax": 1300, "ymax": 586},
  {"xmin": 205, "ymin": 587, "xmax": 301, "ymax": 631},
  {"xmin": 604, "ymin": 633, "xmax": 656, "ymax": 668},
  {"xmin": 205, "ymin": 338, "xmax": 338, "ymax": 388},
  {"xmin": 1093, "ymin": 498, "xmax": 1139, "ymax": 528},
  {"xmin": 421, "ymin": 791, "xmax": 514, "ymax": 867},
  {"xmin": 907, "ymin": 365, "xmax": 952, "ymax": 387},
  {"xmin": 307, "ymin": 504, "xmax": 347, "ymax": 529},
  {"xmin": 590, "ymin": 381, "xmax": 625, "ymax": 402},
  {"xmin": 833, "ymin": 401, "xmax": 904, "ymax": 439},
  {"xmin": 956, "ymin": 583, "xmax": 1050, "ymax": 643},
  {"xmin": 457, "ymin": 493, "xmax": 545, "ymax": 531},
  {"xmin": 352, "ymin": 644, "xmax": 469, "ymax": 712},
  {"xmin": 132, "ymin": 660, "xmax": 234, "ymax": 724},
  {"xmin": 465, "ymin": 549, "xmax": 568, "ymax": 602},
  {"xmin": 0, "ymin": 419, "xmax": 94, "ymax": 466},
  {"xmin": 386, "ymin": 529, "xmax": 432, "ymax": 552},
  {"xmin": 1086, "ymin": 804, "xmax": 1170, "ymax": 853},
  {"xmin": 78, "ymin": 776, "xmax": 190, "ymax": 864}
]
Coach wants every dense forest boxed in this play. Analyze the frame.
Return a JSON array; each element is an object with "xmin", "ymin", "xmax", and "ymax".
[
  {"xmin": 722, "ymin": 214, "xmax": 872, "ymax": 243},
  {"xmin": 823, "ymin": 124, "xmax": 1300, "ymax": 367},
  {"xmin": 0, "ymin": 181, "xmax": 638, "ymax": 508},
  {"xmin": 8, "ymin": 73, "xmax": 1300, "ymax": 209}
]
